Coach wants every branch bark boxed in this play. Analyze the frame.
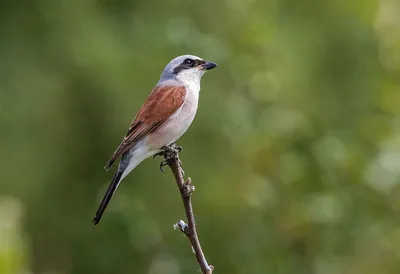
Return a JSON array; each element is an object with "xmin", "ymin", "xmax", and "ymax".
[{"xmin": 159, "ymin": 144, "xmax": 214, "ymax": 274}]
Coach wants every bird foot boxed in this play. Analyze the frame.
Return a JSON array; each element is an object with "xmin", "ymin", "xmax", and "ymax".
[
  {"xmin": 168, "ymin": 143, "xmax": 182, "ymax": 153},
  {"xmin": 153, "ymin": 143, "xmax": 183, "ymax": 172}
]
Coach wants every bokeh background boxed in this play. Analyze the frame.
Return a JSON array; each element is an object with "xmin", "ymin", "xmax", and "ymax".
[{"xmin": 1, "ymin": 0, "xmax": 400, "ymax": 273}]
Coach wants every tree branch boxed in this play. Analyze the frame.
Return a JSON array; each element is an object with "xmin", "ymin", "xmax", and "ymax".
[{"xmin": 159, "ymin": 144, "xmax": 214, "ymax": 274}]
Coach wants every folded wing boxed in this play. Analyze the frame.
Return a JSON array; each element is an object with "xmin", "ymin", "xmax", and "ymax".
[{"xmin": 104, "ymin": 85, "xmax": 186, "ymax": 170}]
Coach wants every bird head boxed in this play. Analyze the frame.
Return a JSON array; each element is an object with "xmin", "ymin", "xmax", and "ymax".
[{"xmin": 159, "ymin": 55, "xmax": 217, "ymax": 86}]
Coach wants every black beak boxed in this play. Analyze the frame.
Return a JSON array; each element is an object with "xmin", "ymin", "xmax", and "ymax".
[{"xmin": 201, "ymin": 61, "xmax": 218, "ymax": 70}]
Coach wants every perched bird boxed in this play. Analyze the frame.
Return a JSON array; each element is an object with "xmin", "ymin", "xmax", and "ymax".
[{"xmin": 93, "ymin": 55, "xmax": 217, "ymax": 225}]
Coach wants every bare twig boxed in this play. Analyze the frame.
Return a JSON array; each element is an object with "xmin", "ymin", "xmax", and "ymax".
[{"xmin": 157, "ymin": 144, "xmax": 214, "ymax": 274}]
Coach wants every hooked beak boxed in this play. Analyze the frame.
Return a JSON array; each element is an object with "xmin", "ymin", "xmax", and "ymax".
[{"xmin": 201, "ymin": 61, "xmax": 218, "ymax": 70}]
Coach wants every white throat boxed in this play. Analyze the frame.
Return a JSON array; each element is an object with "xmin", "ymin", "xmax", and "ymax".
[{"xmin": 176, "ymin": 68, "xmax": 204, "ymax": 92}]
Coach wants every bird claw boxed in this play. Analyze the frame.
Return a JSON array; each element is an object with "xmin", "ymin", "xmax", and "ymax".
[
  {"xmin": 159, "ymin": 160, "xmax": 168, "ymax": 172},
  {"xmin": 167, "ymin": 143, "xmax": 182, "ymax": 154},
  {"xmin": 153, "ymin": 150, "xmax": 165, "ymax": 159},
  {"xmin": 174, "ymin": 145, "xmax": 183, "ymax": 153},
  {"xmin": 153, "ymin": 143, "xmax": 183, "ymax": 172}
]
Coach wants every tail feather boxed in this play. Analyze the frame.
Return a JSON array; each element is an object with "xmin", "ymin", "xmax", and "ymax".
[
  {"xmin": 104, "ymin": 159, "xmax": 115, "ymax": 171},
  {"xmin": 93, "ymin": 170, "xmax": 123, "ymax": 225}
]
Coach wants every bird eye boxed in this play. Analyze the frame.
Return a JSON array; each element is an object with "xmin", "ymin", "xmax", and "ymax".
[{"xmin": 184, "ymin": 59, "xmax": 194, "ymax": 66}]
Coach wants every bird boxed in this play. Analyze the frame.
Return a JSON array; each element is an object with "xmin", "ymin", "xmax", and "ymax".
[{"xmin": 92, "ymin": 54, "xmax": 217, "ymax": 225}]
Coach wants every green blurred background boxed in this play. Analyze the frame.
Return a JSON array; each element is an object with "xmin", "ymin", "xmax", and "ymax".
[{"xmin": 1, "ymin": 0, "xmax": 400, "ymax": 273}]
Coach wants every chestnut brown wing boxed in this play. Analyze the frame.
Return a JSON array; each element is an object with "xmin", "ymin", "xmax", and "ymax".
[{"xmin": 104, "ymin": 85, "xmax": 186, "ymax": 170}]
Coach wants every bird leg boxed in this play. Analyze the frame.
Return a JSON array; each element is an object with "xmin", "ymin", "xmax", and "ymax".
[
  {"xmin": 169, "ymin": 143, "xmax": 183, "ymax": 153},
  {"xmin": 153, "ymin": 143, "xmax": 183, "ymax": 172}
]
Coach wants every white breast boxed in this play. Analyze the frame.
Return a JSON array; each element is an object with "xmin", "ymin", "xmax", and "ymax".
[{"xmin": 145, "ymin": 86, "xmax": 199, "ymax": 149}]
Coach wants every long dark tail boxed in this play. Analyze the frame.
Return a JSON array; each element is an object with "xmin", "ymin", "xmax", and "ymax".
[{"xmin": 93, "ymin": 170, "xmax": 123, "ymax": 225}]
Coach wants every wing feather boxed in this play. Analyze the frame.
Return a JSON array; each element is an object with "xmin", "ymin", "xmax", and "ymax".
[{"xmin": 104, "ymin": 85, "xmax": 186, "ymax": 170}]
